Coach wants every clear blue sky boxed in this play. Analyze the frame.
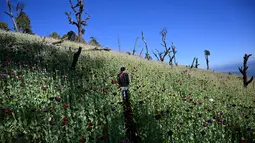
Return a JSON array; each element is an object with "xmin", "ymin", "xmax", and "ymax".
[{"xmin": 1, "ymin": 0, "xmax": 254, "ymax": 69}]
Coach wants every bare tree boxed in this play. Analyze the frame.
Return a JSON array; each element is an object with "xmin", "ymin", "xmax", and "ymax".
[
  {"xmin": 153, "ymin": 28, "xmax": 171, "ymax": 62},
  {"xmin": 132, "ymin": 37, "xmax": 139, "ymax": 55},
  {"xmin": 195, "ymin": 58, "xmax": 199, "ymax": 68},
  {"xmin": 239, "ymin": 54, "xmax": 253, "ymax": 88},
  {"xmin": 139, "ymin": 48, "xmax": 144, "ymax": 57},
  {"xmin": 168, "ymin": 52, "xmax": 174, "ymax": 66},
  {"xmin": 65, "ymin": 0, "xmax": 91, "ymax": 43},
  {"xmin": 118, "ymin": 34, "xmax": 121, "ymax": 52},
  {"xmin": 190, "ymin": 57, "xmax": 196, "ymax": 68},
  {"xmin": 171, "ymin": 42, "xmax": 178, "ymax": 65},
  {"xmin": 141, "ymin": 31, "xmax": 152, "ymax": 60},
  {"xmin": 204, "ymin": 50, "xmax": 210, "ymax": 70},
  {"xmin": 4, "ymin": 0, "xmax": 20, "ymax": 32}
]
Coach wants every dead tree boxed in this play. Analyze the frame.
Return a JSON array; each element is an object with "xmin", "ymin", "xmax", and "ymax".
[
  {"xmin": 4, "ymin": 0, "xmax": 19, "ymax": 32},
  {"xmin": 168, "ymin": 52, "xmax": 174, "ymax": 66},
  {"xmin": 153, "ymin": 28, "xmax": 171, "ymax": 62},
  {"xmin": 132, "ymin": 37, "xmax": 139, "ymax": 55},
  {"xmin": 195, "ymin": 58, "xmax": 199, "ymax": 68},
  {"xmin": 141, "ymin": 31, "xmax": 152, "ymax": 60},
  {"xmin": 238, "ymin": 54, "xmax": 253, "ymax": 88},
  {"xmin": 65, "ymin": 0, "xmax": 91, "ymax": 43},
  {"xmin": 171, "ymin": 42, "xmax": 178, "ymax": 66},
  {"xmin": 118, "ymin": 34, "xmax": 121, "ymax": 52},
  {"xmin": 190, "ymin": 57, "xmax": 196, "ymax": 68},
  {"xmin": 70, "ymin": 47, "xmax": 82, "ymax": 70},
  {"xmin": 139, "ymin": 48, "xmax": 144, "ymax": 57}
]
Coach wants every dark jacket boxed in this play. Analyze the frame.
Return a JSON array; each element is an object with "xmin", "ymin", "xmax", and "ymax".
[{"xmin": 117, "ymin": 72, "xmax": 130, "ymax": 87}]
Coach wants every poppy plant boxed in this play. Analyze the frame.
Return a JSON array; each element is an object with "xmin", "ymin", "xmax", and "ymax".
[
  {"xmin": 18, "ymin": 76, "xmax": 22, "ymax": 81},
  {"xmin": 20, "ymin": 83, "xmax": 25, "ymax": 87},
  {"xmin": 55, "ymin": 96, "xmax": 61, "ymax": 102},
  {"xmin": 88, "ymin": 122, "xmax": 94, "ymax": 128},
  {"xmin": 64, "ymin": 104, "xmax": 70, "ymax": 108},
  {"xmin": 98, "ymin": 122, "xmax": 102, "ymax": 126},
  {"xmin": 79, "ymin": 137, "xmax": 86, "ymax": 142},
  {"xmin": 41, "ymin": 87, "xmax": 48, "ymax": 91}
]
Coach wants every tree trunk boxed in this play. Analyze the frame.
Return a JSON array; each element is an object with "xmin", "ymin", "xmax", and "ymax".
[
  {"xmin": 206, "ymin": 57, "xmax": 209, "ymax": 70},
  {"xmin": 190, "ymin": 57, "xmax": 195, "ymax": 68},
  {"xmin": 5, "ymin": 0, "xmax": 19, "ymax": 32}
]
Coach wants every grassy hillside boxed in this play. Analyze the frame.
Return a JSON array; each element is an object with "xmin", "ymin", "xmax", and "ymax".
[{"xmin": 0, "ymin": 30, "xmax": 255, "ymax": 143}]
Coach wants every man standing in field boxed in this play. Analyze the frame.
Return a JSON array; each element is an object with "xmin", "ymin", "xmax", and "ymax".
[
  {"xmin": 117, "ymin": 66, "xmax": 141, "ymax": 143},
  {"xmin": 117, "ymin": 66, "xmax": 130, "ymax": 101}
]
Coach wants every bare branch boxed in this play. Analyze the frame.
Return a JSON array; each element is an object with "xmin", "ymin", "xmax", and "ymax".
[
  {"xmin": 141, "ymin": 31, "xmax": 148, "ymax": 52},
  {"xmin": 69, "ymin": 0, "xmax": 77, "ymax": 13},
  {"xmin": 152, "ymin": 51, "xmax": 160, "ymax": 61},
  {"xmin": 239, "ymin": 53, "xmax": 253, "ymax": 87},
  {"xmin": 65, "ymin": 12, "xmax": 78, "ymax": 26},
  {"xmin": 139, "ymin": 48, "xmax": 144, "ymax": 56},
  {"xmin": 132, "ymin": 37, "xmax": 139, "ymax": 55},
  {"xmin": 141, "ymin": 31, "xmax": 151, "ymax": 60},
  {"xmin": 4, "ymin": 11, "xmax": 12, "ymax": 17},
  {"xmin": 5, "ymin": 0, "xmax": 18, "ymax": 32}
]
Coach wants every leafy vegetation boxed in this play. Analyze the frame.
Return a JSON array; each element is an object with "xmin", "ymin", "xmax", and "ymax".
[
  {"xmin": 0, "ymin": 30, "xmax": 255, "ymax": 143},
  {"xmin": 88, "ymin": 37, "xmax": 101, "ymax": 47},
  {"xmin": 16, "ymin": 11, "xmax": 33, "ymax": 34},
  {"xmin": 49, "ymin": 32, "xmax": 61, "ymax": 39},
  {"xmin": 0, "ymin": 22, "xmax": 9, "ymax": 31}
]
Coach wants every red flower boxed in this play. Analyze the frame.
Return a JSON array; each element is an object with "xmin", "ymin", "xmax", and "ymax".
[
  {"xmin": 41, "ymin": 87, "xmax": 48, "ymax": 91},
  {"xmin": 240, "ymin": 139, "xmax": 248, "ymax": 143},
  {"xmin": 98, "ymin": 136, "xmax": 104, "ymax": 140},
  {"xmin": 7, "ymin": 61, "xmax": 11, "ymax": 65},
  {"xmin": 64, "ymin": 117, "xmax": 68, "ymax": 121},
  {"xmin": 20, "ymin": 83, "xmax": 25, "ymax": 87},
  {"xmin": 80, "ymin": 137, "xmax": 86, "ymax": 142},
  {"xmin": 88, "ymin": 122, "xmax": 94, "ymax": 128},
  {"xmin": 18, "ymin": 76, "xmax": 22, "ymax": 81},
  {"xmin": 55, "ymin": 96, "xmax": 61, "ymax": 102},
  {"xmin": 56, "ymin": 87, "xmax": 63, "ymax": 91},
  {"xmin": 64, "ymin": 104, "xmax": 70, "ymax": 108},
  {"xmin": 98, "ymin": 122, "xmax": 102, "ymax": 126},
  {"xmin": 63, "ymin": 120, "xmax": 68, "ymax": 125},
  {"xmin": 4, "ymin": 109, "xmax": 13, "ymax": 115}
]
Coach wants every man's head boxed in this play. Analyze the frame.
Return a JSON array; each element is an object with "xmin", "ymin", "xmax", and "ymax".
[{"xmin": 120, "ymin": 66, "xmax": 126, "ymax": 72}]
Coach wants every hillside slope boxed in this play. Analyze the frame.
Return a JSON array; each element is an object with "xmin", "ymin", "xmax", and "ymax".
[{"xmin": 0, "ymin": 30, "xmax": 255, "ymax": 143}]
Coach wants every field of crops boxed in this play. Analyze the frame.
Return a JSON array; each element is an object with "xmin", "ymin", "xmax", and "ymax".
[{"xmin": 0, "ymin": 30, "xmax": 255, "ymax": 143}]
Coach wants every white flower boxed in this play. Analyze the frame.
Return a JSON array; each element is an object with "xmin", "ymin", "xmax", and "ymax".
[{"xmin": 209, "ymin": 98, "xmax": 214, "ymax": 102}]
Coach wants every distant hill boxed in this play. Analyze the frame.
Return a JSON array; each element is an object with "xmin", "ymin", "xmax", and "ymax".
[{"xmin": 213, "ymin": 60, "xmax": 255, "ymax": 77}]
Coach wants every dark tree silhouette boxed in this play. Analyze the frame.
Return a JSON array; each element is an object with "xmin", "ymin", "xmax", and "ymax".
[
  {"xmin": 65, "ymin": 0, "xmax": 91, "ymax": 43},
  {"xmin": 195, "ymin": 58, "xmax": 199, "ymax": 68},
  {"xmin": 190, "ymin": 57, "xmax": 196, "ymax": 68},
  {"xmin": 70, "ymin": 47, "xmax": 82, "ymax": 70},
  {"xmin": 204, "ymin": 50, "xmax": 210, "ymax": 70},
  {"xmin": 141, "ymin": 31, "xmax": 152, "ymax": 60},
  {"xmin": 153, "ymin": 28, "xmax": 171, "ymax": 62},
  {"xmin": 4, "ymin": 0, "xmax": 19, "ymax": 32},
  {"xmin": 132, "ymin": 37, "xmax": 139, "ymax": 55},
  {"xmin": 239, "ymin": 54, "xmax": 253, "ymax": 88},
  {"xmin": 171, "ymin": 42, "xmax": 178, "ymax": 66}
]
